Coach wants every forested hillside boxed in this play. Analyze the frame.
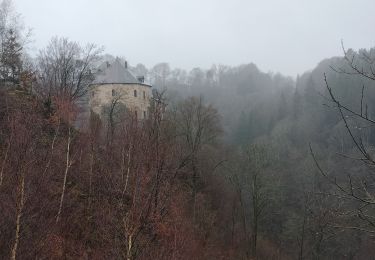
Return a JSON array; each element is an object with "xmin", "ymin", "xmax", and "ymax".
[
  {"xmin": 130, "ymin": 48, "xmax": 375, "ymax": 258},
  {"xmin": 1, "ymin": 0, "xmax": 375, "ymax": 259}
]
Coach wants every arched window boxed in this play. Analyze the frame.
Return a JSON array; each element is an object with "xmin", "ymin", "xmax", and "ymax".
[
  {"xmin": 143, "ymin": 91, "xmax": 146, "ymax": 99},
  {"xmin": 134, "ymin": 89, "xmax": 137, "ymax": 97}
]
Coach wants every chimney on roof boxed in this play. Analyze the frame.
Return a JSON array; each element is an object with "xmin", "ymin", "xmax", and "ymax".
[
  {"xmin": 125, "ymin": 61, "xmax": 128, "ymax": 69},
  {"xmin": 137, "ymin": 76, "xmax": 145, "ymax": 83}
]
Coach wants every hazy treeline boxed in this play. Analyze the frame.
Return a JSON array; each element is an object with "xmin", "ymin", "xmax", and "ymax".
[{"xmin": 127, "ymin": 46, "xmax": 375, "ymax": 258}]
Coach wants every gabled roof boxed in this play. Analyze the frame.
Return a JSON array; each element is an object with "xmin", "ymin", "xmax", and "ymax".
[{"xmin": 93, "ymin": 58, "xmax": 140, "ymax": 84}]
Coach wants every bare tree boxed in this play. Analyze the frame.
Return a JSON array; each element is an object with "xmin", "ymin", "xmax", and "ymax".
[
  {"xmin": 35, "ymin": 37, "xmax": 102, "ymax": 102},
  {"xmin": 0, "ymin": 0, "xmax": 31, "ymax": 84},
  {"xmin": 311, "ymin": 43, "xmax": 375, "ymax": 234},
  {"xmin": 231, "ymin": 144, "xmax": 270, "ymax": 259},
  {"xmin": 102, "ymin": 93, "xmax": 126, "ymax": 147},
  {"xmin": 151, "ymin": 62, "xmax": 170, "ymax": 88},
  {"xmin": 54, "ymin": 96, "xmax": 77, "ymax": 223},
  {"xmin": 171, "ymin": 96, "xmax": 221, "ymax": 220},
  {"xmin": 6, "ymin": 108, "xmax": 41, "ymax": 260}
]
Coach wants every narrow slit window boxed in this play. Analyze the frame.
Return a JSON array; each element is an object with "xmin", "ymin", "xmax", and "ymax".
[
  {"xmin": 134, "ymin": 90, "xmax": 137, "ymax": 97},
  {"xmin": 143, "ymin": 111, "xmax": 146, "ymax": 118},
  {"xmin": 112, "ymin": 89, "xmax": 116, "ymax": 96},
  {"xmin": 143, "ymin": 91, "xmax": 146, "ymax": 99}
]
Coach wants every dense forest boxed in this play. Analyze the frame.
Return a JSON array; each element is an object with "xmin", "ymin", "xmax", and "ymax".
[{"xmin": 1, "ymin": 0, "xmax": 375, "ymax": 259}]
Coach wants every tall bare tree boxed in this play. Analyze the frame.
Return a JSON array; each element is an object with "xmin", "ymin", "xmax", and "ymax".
[
  {"xmin": 171, "ymin": 96, "xmax": 221, "ymax": 220},
  {"xmin": 311, "ymin": 43, "xmax": 375, "ymax": 234},
  {"xmin": 35, "ymin": 37, "xmax": 102, "ymax": 103},
  {"xmin": 231, "ymin": 144, "xmax": 270, "ymax": 259}
]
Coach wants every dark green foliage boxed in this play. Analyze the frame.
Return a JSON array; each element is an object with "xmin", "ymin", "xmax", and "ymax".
[{"xmin": 0, "ymin": 29, "xmax": 22, "ymax": 83}]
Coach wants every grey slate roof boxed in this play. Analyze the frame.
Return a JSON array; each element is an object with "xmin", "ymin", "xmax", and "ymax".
[{"xmin": 93, "ymin": 58, "xmax": 140, "ymax": 84}]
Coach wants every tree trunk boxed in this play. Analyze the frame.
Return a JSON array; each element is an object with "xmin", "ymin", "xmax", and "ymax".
[
  {"xmin": 11, "ymin": 173, "xmax": 25, "ymax": 260},
  {"xmin": 0, "ymin": 139, "xmax": 11, "ymax": 186},
  {"xmin": 122, "ymin": 142, "xmax": 132, "ymax": 197},
  {"xmin": 127, "ymin": 234, "xmax": 133, "ymax": 260},
  {"xmin": 88, "ymin": 143, "xmax": 94, "ymax": 209},
  {"xmin": 42, "ymin": 123, "xmax": 59, "ymax": 177},
  {"xmin": 56, "ymin": 127, "xmax": 71, "ymax": 223}
]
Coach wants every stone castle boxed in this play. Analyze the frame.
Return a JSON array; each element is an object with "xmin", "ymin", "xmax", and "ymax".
[{"xmin": 89, "ymin": 58, "xmax": 152, "ymax": 119}]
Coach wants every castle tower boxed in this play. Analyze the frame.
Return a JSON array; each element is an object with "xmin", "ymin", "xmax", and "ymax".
[{"xmin": 89, "ymin": 58, "xmax": 152, "ymax": 119}]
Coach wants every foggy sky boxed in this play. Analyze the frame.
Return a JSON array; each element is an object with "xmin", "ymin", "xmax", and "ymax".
[{"xmin": 14, "ymin": 0, "xmax": 375, "ymax": 77}]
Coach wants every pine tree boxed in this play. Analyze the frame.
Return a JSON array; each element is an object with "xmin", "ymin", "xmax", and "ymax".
[{"xmin": 0, "ymin": 28, "xmax": 22, "ymax": 83}]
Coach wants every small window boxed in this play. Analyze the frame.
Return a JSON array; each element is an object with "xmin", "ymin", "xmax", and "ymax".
[
  {"xmin": 134, "ymin": 110, "xmax": 138, "ymax": 118},
  {"xmin": 143, "ymin": 91, "xmax": 146, "ymax": 99},
  {"xmin": 91, "ymin": 91, "xmax": 95, "ymax": 97},
  {"xmin": 134, "ymin": 90, "xmax": 137, "ymax": 97},
  {"xmin": 112, "ymin": 89, "xmax": 116, "ymax": 96},
  {"xmin": 143, "ymin": 111, "xmax": 146, "ymax": 118}
]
